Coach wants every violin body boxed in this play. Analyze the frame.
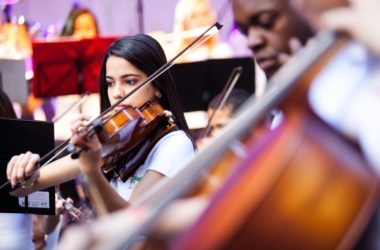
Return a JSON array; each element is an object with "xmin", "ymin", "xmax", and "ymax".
[
  {"xmin": 98, "ymin": 102, "xmax": 167, "ymax": 173},
  {"xmin": 174, "ymin": 108, "xmax": 379, "ymax": 249}
]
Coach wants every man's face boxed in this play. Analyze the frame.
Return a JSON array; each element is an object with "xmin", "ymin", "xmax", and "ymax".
[{"xmin": 232, "ymin": 0, "xmax": 313, "ymax": 77}]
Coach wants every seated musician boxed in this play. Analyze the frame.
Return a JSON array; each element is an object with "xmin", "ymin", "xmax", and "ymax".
[
  {"xmin": 197, "ymin": 88, "xmax": 250, "ymax": 147},
  {"xmin": 232, "ymin": 0, "xmax": 315, "ymax": 80},
  {"xmin": 232, "ymin": 0, "xmax": 380, "ymax": 172},
  {"xmin": 60, "ymin": 5, "xmax": 99, "ymax": 39},
  {"xmin": 6, "ymin": 33, "xmax": 195, "ymax": 233}
]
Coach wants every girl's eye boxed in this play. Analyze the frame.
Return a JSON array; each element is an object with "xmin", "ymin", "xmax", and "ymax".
[
  {"xmin": 125, "ymin": 79, "xmax": 139, "ymax": 85},
  {"xmin": 105, "ymin": 81, "xmax": 114, "ymax": 87}
]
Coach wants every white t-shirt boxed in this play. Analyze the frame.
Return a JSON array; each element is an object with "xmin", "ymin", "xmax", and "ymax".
[
  {"xmin": 0, "ymin": 214, "xmax": 34, "ymax": 250},
  {"xmin": 110, "ymin": 130, "xmax": 194, "ymax": 201}
]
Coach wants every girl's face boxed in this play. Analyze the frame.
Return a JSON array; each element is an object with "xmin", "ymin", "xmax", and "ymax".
[
  {"xmin": 105, "ymin": 56, "xmax": 156, "ymax": 111},
  {"xmin": 73, "ymin": 13, "xmax": 97, "ymax": 39}
]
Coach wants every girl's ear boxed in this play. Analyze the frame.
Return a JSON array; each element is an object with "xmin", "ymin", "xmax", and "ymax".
[{"xmin": 155, "ymin": 89, "xmax": 162, "ymax": 98}]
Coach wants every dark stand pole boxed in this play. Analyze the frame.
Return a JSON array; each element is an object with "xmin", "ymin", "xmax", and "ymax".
[{"xmin": 137, "ymin": 0, "xmax": 144, "ymax": 34}]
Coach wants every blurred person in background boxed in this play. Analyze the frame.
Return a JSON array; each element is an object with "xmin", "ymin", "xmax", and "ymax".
[{"xmin": 171, "ymin": 0, "xmax": 234, "ymax": 62}]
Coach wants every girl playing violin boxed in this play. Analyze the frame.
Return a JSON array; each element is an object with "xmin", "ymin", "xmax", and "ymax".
[{"xmin": 6, "ymin": 34, "xmax": 195, "ymax": 212}]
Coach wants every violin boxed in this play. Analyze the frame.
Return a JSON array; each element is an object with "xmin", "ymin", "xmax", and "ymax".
[
  {"xmin": 71, "ymin": 100, "xmax": 176, "ymax": 181},
  {"xmin": 94, "ymin": 101, "xmax": 175, "ymax": 181}
]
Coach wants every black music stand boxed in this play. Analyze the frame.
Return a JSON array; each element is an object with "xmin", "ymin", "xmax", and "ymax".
[
  {"xmin": 171, "ymin": 57, "xmax": 255, "ymax": 112},
  {"xmin": 0, "ymin": 118, "xmax": 55, "ymax": 215}
]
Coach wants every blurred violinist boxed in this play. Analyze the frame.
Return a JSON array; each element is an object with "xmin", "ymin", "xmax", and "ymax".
[
  {"xmin": 197, "ymin": 89, "xmax": 250, "ymax": 147},
  {"xmin": 60, "ymin": 6, "xmax": 99, "ymax": 39},
  {"xmin": 172, "ymin": 0, "xmax": 234, "ymax": 62},
  {"xmin": 6, "ymin": 34, "xmax": 195, "ymax": 215},
  {"xmin": 52, "ymin": 5, "xmax": 101, "ymax": 140}
]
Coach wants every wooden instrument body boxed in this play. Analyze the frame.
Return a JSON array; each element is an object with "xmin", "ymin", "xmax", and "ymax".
[
  {"xmin": 174, "ymin": 106, "xmax": 379, "ymax": 249},
  {"xmin": 172, "ymin": 35, "xmax": 379, "ymax": 249}
]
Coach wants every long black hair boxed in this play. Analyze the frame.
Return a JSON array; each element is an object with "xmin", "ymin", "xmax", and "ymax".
[
  {"xmin": 98, "ymin": 34, "xmax": 191, "ymax": 135},
  {"xmin": 0, "ymin": 89, "xmax": 16, "ymax": 119}
]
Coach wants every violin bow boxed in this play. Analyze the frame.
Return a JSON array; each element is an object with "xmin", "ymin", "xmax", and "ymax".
[
  {"xmin": 52, "ymin": 92, "xmax": 90, "ymax": 123},
  {"xmin": 198, "ymin": 66, "xmax": 243, "ymax": 140}
]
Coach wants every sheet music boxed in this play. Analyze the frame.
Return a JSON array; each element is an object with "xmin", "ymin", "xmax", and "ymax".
[{"xmin": 18, "ymin": 191, "xmax": 50, "ymax": 209}]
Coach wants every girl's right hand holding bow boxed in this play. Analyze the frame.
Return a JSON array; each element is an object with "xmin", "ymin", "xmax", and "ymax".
[
  {"xmin": 6, "ymin": 151, "xmax": 41, "ymax": 189},
  {"xmin": 69, "ymin": 114, "xmax": 102, "ymax": 177}
]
